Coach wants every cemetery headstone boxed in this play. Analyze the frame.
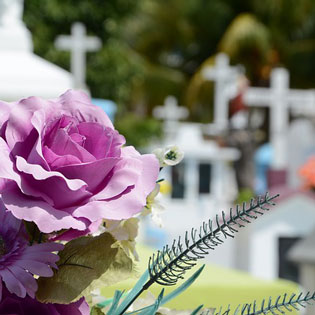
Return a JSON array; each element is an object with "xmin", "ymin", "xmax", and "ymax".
[
  {"xmin": 55, "ymin": 22, "xmax": 102, "ymax": 90},
  {"xmin": 202, "ymin": 53, "xmax": 241, "ymax": 130},
  {"xmin": 153, "ymin": 96, "xmax": 189, "ymax": 139}
]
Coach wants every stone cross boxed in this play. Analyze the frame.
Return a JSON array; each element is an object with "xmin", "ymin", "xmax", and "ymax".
[
  {"xmin": 244, "ymin": 68, "xmax": 315, "ymax": 169},
  {"xmin": 55, "ymin": 22, "xmax": 102, "ymax": 89},
  {"xmin": 153, "ymin": 96, "xmax": 189, "ymax": 133},
  {"xmin": 203, "ymin": 53, "xmax": 315, "ymax": 170},
  {"xmin": 202, "ymin": 53, "xmax": 241, "ymax": 130}
]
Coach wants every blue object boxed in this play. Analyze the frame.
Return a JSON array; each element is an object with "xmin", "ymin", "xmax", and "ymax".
[
  {"xmin": 254, "ymin": 143, "xmax": 273, "ymax": 195},
  {"xmin": 92, "ymin": 98, "xmax": 117, "ymax": 122}
]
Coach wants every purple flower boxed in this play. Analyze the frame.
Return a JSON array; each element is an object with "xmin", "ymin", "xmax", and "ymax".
[
  {"xmin": 0, "ymin": 90, "xmax": 159, "ymax": 233},
  {"xmin": 0, "ymin": 200, "xmax": 63, "ymax": 300},
  {"xmin": 0, "ymin": 286, "xmax": 89, "ymax": 315}
]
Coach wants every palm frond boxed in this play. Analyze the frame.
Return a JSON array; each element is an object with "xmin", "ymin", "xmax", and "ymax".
[{"xmin": 147, "ymin": 192, "xmax": 279, "ymax": 287}]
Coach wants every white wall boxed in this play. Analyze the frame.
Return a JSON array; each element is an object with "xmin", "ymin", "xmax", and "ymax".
[{"xmin": 248, "ymin": 195, "xmax": 315, "ymax": 280}]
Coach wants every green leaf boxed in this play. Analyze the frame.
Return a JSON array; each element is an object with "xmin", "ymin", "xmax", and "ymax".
[
  {"xmin": 115, "ymin": 269, "xmax": 149, "ymax": 314},
  {"xmin": 107, "ymin": 290, "xmax": 125, "ymax": 315},
  {"xmin": 162, "ymin": 265, "xmax": 205, "ymax": 306},
  {"xmin": 36, "ymin": 232, "xmax": 133, "ymax": 304},
  {"xmin": 90, "ymin": 306, "xmax": 106, "ymax": 315},
  {"xmin": 137, "ymin": 289, "xmax": 165, "ymax": 315},
  {"xmin": 127, "ymin": 265, "xmax": 205, "ymax": 315},
  {"xmin": 97, "ymin": 292, "xmax": 128, "ymax": 308},
  {"xmin": 84, "ymin": 244, "xmax": 135, "ymax": 298},
  {"xmin": 190, "ymin": 305, "xmax": 204, "ymax": 315}
]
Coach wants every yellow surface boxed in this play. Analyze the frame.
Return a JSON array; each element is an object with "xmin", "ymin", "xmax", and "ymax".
[{"xmin": 101, "ymin": 244, "xmax": 299, "ymax": 312}]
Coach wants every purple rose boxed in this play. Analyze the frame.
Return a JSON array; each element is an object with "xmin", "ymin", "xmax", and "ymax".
[
  {"xmin": 0, "ymin": 287, "xmax": 89, "ymax": 315},
  {"xmin": 0, "ymin": 90, "xmax": 159, "ymax": 233}
]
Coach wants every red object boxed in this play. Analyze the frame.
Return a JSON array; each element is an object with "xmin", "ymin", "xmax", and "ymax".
[{"xmin": 267, "ymin": 169, "xmax": 287, "ymax": 189}]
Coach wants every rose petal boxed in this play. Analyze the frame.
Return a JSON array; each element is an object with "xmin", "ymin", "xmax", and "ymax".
[
  {"xmin": 1, "ymin": 187, "xmax": 86, "ymax": 233},
  {"xmin": 43, "ymin": 146, "xmax": 82, "ymax": 169},
  {"xmin": 56, "ymin": 157, "xmax": 120, "ymax": 193},
  {"xmin": 15, "ymin": 156, "xmax": 87, "ymax": 192},
  {"xmin": 58, "ymin": 90, "xmax": 114, "ymax": 129},
  {"xmin": 51, "ymin": 219, "xmax": 102, "ymax": 241},
  {"xmin": 49, "ymin": 128, "xmax": 95, "ymax": 163},
  {"xmin": 0, "ymin": 138, "xmax": 23, "ymax": 186},
  {"xmin": 26, "ymin": 109, "xmax": 53, "ymax": 170},
  {"xmin": 73, "ymin": 153, "xmax": 159, "ymax": 221},
  {"xmin": 0, "ymin": 100, "xmax": 10, "ymax": 138},
  {"xmin": 5, "ymin": 96, "xmax": 55, "ymax": 151},
  {"xmin": 77, "ymin": 122, "xmax": 125, "ymax": 159},
  {"xmin": 93, "ymin": 157, "xmax": 142, "ymax": 200}
]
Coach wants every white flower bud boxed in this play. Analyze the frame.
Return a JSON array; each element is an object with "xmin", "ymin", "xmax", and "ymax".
[{"xmin": 153, "ymin": 145, "xmax": 184, "ymax": 167}]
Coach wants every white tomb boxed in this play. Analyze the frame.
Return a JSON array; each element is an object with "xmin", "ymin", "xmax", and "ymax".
[
  {"xmin": 248, "ymin": 192, "xmax": 315, "ymax": 281},
  {"xmin": 152, "ymin": 96, "xmax": 240, "ymax": 268},
  {"xmin": 0, "ymin": 0, "xmax": 74, "ymax": 101}
]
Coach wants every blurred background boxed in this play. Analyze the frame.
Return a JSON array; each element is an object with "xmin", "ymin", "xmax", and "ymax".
[{"xmin": 1, "ymin": 0, "xmax": 315, "ymax": 312}]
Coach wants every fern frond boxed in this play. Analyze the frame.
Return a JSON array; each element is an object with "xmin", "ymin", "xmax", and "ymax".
[
  {"xmin": 147, "ymin": 192, "xmax": 279, "ymax": 287},
  {"xmin": 213, "ymin": 291, "xmax": 315, "ymax": 315}
]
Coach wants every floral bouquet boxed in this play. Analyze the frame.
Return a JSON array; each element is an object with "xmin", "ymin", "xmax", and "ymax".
[{"xmin": 0, "ymin": 90, "xmax": 314, "ymax": 315}]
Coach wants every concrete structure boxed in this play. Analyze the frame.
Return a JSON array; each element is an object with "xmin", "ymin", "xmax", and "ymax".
[
  {"xmin": 246, "ymin": 190, "xmax": 315, "ymax": 281},
  {"xmin": 152, "ymin": 96, "xmax": 240, "ymax": 268},
  {"xmin": 289, "ymin": 228, "xmax": 315, "ymax": 315},
  {"xmin": 0, "ymin": 0, "xmax": 74, "ymax": 101}
]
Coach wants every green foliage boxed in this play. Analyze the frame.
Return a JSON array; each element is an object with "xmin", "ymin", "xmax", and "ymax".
[
  {"xmin": 219, "ymin": 14, "xmax": 271, "ymax": 81},
  {"xmin": 137, "ymin": 289, "xmax": 164, "ymax": 315},
  {"xmin": 24, "ymin": 0, "xmax": 315, "ymax": 110},
  {"xmin": 191, "ymin": 305, "xmax": 205, "ymax": 315},
  {"xmin": 115, "ymin": 113, "xmax": 162, "ymax": 149},
  {"xmin": 235, "ymin": 188, "xmax": 255, "ymax": 206},
  {"xmin": 36, "ymin": 232, "xmax": 133, "ymax": 304},
  {"xmin": 115, "ymin": 270, "xmax": 150, "ymax": 315},
  {"xmin": 90, "ymin": 306, "xmax": 105, "ymax": 315},
  {"xmin": 126, "ymin": 265, "xmax": 205, "ymax": 314},
  {"xmin": 107, "ymin": 290, "xmax": 126, "ymax": 315},
  {"xmin": 87, "ymin": 40, "xmax": 146, "ymax": 104}
]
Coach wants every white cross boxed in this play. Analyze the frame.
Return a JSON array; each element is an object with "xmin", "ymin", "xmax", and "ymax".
[
  {"xmin": 244, "ymin": 68, "xmax": 315, "ymax": 169},
  {"xmin": 203, "ymin": 53, "xmax": 315, "ymax": 170},
  {"xmin": 55, "ymin": 22, "xmax": 101, "ymax": 89},
  {"xmin": 202, "ymin": 53, "xmax": 241, "ymax": 130},
  {"xmin": 153, "ymin": 96, "xmax": 189, "ymax": 132}
]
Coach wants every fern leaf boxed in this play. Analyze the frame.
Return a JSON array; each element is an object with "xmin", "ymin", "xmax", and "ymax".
[
  {"xmin": 212, "ymin": 291, "xmax": 315, "ymax": 315},
  {"xmin": 147, "ymin": 192, "xmax": 279, "ymax": 287}
]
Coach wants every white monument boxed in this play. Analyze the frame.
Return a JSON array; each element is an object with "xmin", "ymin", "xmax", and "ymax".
[
  {"xmin": 244, "ymin": 68, "xmax": 315, "ymax": 169},
  {"xmin": 55, "ymin": 22, "xmax": 102, "ymax": 90},
  {"xmin": 153, "ymin": 96, "xmax": 189, "ymax": 138},
  {"xmin": 0, "ymin": 0, "xmax": 31, "ymax": 51},
  {"xmin": 152, "ymin": 96, "xmax": 240, "ymax": 268},
  {"xmin": 202, "ymin": 53, "xmax": 241, "ymax": 130},
  {"xmin": 203, "ymin": 53, "xmax": 315, "ymax": 170},
  {"xmin": 0, "ymin": 0, "xmax": 74, "ymax": 100}
]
